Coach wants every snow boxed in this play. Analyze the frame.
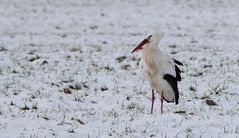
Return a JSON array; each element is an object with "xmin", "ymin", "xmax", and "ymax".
[{"xmin": 0, "ymin": 0, "xmax": 239, "ymax": 137}]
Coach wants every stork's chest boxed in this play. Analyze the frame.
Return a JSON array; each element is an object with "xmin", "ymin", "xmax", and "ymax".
[{"xmin": 140, "ymin": 57, "xmax": 163, "ymax": 79}]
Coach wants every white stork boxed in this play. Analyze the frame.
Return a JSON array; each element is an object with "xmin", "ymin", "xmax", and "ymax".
[{"xmin": 131, "ymin": 32, "xmax": 183, "ymax": 114}]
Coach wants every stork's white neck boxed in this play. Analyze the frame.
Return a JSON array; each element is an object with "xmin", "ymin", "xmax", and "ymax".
[
  {"xmin": 143, "ymin": 44, "xmax": 160, "ymax": 65},
  {"xmin": 143, "ymin": 41, "xmax": 159, "ymax": 53}
]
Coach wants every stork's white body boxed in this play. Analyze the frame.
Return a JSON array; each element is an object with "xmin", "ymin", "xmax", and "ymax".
[
  {"xmin": 139, "ymin": 45, "xmax": 176, "ymax": 102},
  {"xmin": 131, "ymin": 32, "xmax": 182, "ymax": 114}
]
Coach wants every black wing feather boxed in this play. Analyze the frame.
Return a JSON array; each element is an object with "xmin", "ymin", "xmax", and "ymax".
[
  {"xmin": 173, "ymin": 59, "xmax": 183, "ymax": 66},
  {"xmin": 175, "ymin": 65, "xmax": 182, "ymax": 81},
  {"xmin": 164, "ymin": 74, "xmax": 179, "ymax": 105},
  {"xmin": 173, "ymin": 58, "xmax": 183, "ymax": 81}
]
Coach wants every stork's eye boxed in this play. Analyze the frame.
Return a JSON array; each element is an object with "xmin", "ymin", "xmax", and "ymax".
[{"xmin": 148, "ymin": 35, "xmax": 152, "ymax": 39}]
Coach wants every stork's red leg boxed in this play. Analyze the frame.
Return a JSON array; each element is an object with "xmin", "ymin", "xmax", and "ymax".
[
  {"xmin": 151, "ymin": 89, "xmax": 155, "ymax": 114},
  {"xmin": 160, "ymin": 91, "xmax": 164, "ymax": 114}
]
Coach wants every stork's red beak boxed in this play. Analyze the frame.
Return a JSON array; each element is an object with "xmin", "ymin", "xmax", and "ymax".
[{"xmin": 131, "ymin": 38, "xmax": 149, "ymax": 53}]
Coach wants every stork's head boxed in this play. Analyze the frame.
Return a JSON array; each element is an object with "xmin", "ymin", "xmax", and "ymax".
[{"xmin": 131, "ymin": 32, "xmax": 161, "ymax": 53}]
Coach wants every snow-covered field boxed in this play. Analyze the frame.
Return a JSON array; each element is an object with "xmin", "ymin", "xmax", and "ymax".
[{"xmin": 0, "ymin": 0, "xmax": 239, "ymax": 137}]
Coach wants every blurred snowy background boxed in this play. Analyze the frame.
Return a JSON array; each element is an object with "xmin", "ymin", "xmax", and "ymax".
[{"xmin": 0, "ymin": 0, "xmax": 239, "ymax": 137}]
